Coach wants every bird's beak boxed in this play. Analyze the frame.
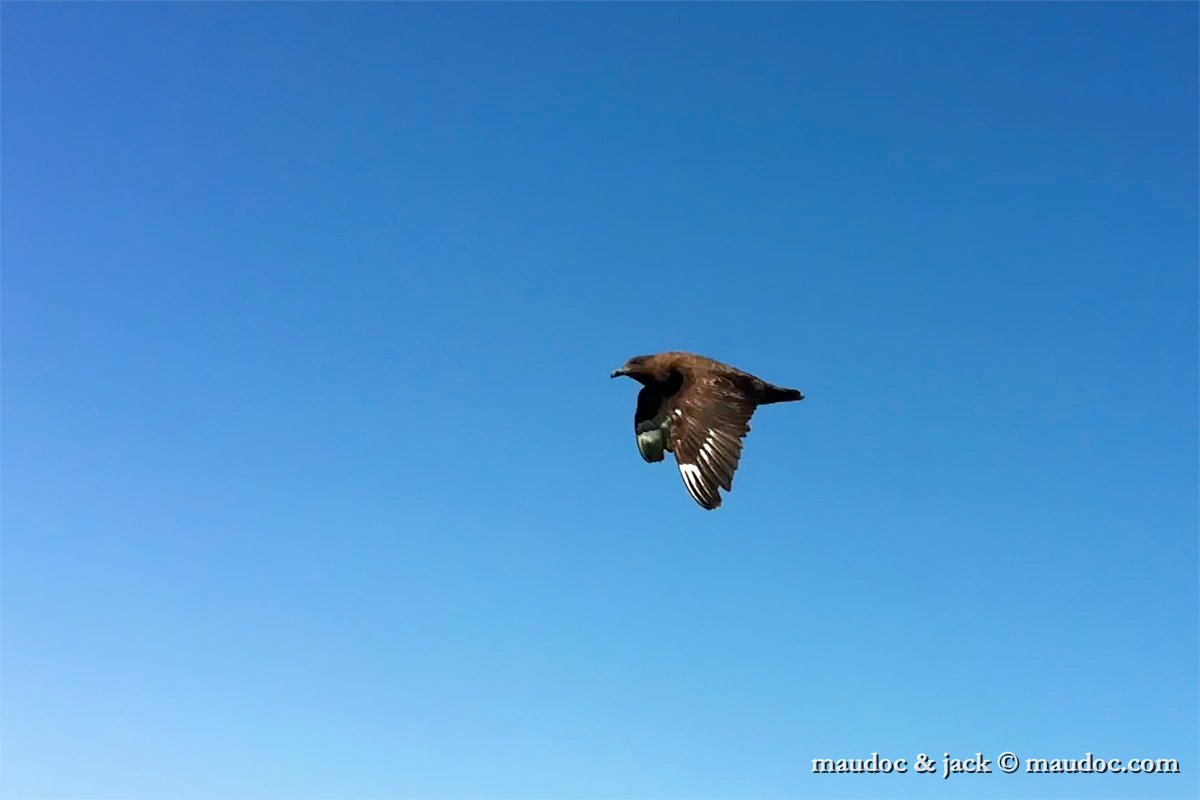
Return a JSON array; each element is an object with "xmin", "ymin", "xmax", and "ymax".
[{"xmin": 611, "ymin": 368, "xmax": 627, "ymax": 379}]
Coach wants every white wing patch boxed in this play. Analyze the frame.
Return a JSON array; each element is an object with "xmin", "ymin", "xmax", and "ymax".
[
  {"xmin": 678, "ymin": 461, "xmax": 718, "ymax": 508},
  {"xmin": 679, "ymin": 462, "xmax": 704, "ymax": 499}
]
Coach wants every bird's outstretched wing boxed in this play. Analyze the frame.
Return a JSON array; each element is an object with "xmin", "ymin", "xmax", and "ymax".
[{"xmin": 665, "ymin": 372, "xmax": 758, "ymax": 509}]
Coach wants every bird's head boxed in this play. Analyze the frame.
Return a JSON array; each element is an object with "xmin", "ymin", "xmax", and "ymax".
[{"xmin": 611, "ymin": 354, "xmax": 657, "ymax": 383}]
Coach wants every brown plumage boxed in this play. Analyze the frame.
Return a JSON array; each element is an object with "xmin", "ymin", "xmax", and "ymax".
[{"xmin": 611, "ymin": 351, "xmax": 804, "ymax": 510}]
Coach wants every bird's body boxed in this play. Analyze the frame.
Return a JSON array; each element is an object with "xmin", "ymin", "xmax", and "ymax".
[{"xmin": 611, "ymin": 351, "xmax": 804, "ymax": 510}]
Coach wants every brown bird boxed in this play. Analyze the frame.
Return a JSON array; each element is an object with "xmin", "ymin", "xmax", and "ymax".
[{"xmin": 611, "ymin": 351, "xmax": 804, "ymax": 509}]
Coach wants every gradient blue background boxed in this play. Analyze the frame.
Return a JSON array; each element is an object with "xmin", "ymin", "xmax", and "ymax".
[{"xmin": 3, "ymin": 3, "xmax": 1197, "ymax": 799}]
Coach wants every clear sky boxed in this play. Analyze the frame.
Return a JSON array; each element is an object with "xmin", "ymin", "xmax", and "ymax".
[{"xmin": 3, "ymin": 3, "xmax": 1197, "ymax": 799}]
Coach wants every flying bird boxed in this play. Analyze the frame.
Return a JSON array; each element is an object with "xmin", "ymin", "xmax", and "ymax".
[{"xmin": 611, "ymin": 351, "xmax": 804, "ymax": 510}]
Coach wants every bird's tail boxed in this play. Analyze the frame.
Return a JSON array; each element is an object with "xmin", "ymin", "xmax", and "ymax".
[{"xmin": 760, "ymin": 383, "xmax": 805, "ymax": 404}]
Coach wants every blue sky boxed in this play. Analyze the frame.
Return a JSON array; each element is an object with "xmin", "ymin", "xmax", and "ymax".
[{"xmin": 2, "ymin": 3, "xmax": 1196, "ymax": 798}]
